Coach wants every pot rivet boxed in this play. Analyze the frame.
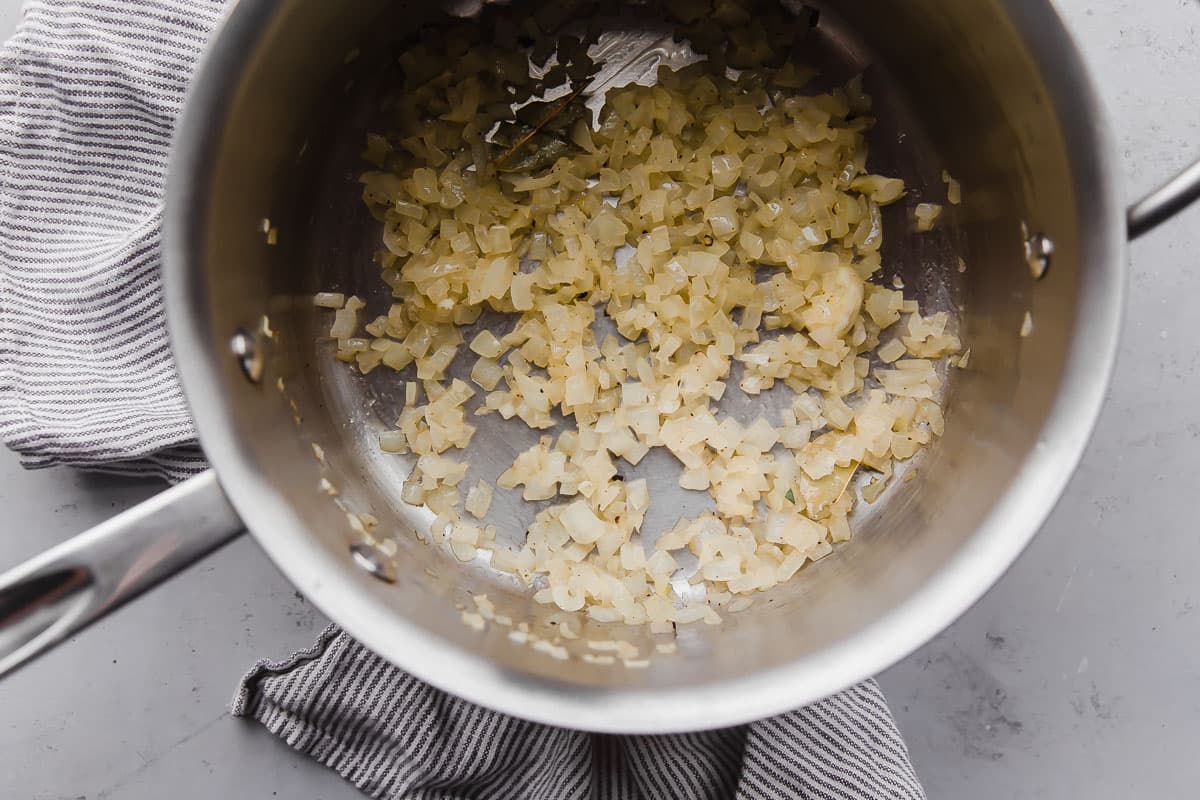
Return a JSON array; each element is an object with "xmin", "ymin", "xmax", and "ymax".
[
  {"xmin": 230, "ymin": 329, "xmax": 264, "ymax": 383},
  {"xmin": 350, "ymin": 542, "xmax": 397, "ymax": 583},
  {"xmin": 1025, "ymin": 232, "xmax": 1053, "ymax": 280}
]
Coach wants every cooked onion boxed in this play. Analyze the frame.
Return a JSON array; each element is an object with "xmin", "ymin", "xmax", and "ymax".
[{"xmin": 322, "ymin": 17, "xmax": 961, "ymax": 635}]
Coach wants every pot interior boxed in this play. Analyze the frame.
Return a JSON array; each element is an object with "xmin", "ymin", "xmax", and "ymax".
[{"xmin": 169, "ymin": 0, "xmax": 1122, "ymax": 730}]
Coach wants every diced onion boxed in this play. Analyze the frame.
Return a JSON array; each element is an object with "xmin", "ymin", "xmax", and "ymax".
[
  {"xmin": 915, "ymin": 203, "xmax": 943, "ymax": 232},
  {"xmin": 330, "ymin": 21, "xmax": 960, "ymax": 641},
  {"xmin": 314, "ymin": 292, "xmax": 346, "ymax": 309}
]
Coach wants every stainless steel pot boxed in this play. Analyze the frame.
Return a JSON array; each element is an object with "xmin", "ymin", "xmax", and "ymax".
[{"xmin": 2, "ymin": 0, "xmax": 1198, "ymax": 734}]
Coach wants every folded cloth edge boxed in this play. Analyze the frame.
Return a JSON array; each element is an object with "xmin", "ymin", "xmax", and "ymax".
[{"xmin": 232, "ymin": 626, "xmax": 926, "ymax": 800}]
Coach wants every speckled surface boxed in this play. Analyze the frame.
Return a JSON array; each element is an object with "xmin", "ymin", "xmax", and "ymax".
[{"xmin": 2, "ymin": 1, "xmax": 1199, "ymax": 797}]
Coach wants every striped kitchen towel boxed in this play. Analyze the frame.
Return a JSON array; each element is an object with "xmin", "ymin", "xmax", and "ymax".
[
  {"xmin": 0, "ymin": 2, "xmax": 925, "ymax": 798},
  {"xmin": 235, "ymin": 625, "xmax": 924, "ymax": 800},
  {"xmin": 0, "ymin": 0, "xmax": 214, "ymax": 481}
]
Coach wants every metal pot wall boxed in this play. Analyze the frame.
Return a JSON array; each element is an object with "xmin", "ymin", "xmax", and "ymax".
[{"xmin": 1, "ymin": 0, "xmax": 1197, "ymax": 733}]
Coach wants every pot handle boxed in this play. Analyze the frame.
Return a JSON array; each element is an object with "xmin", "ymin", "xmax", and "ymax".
[
  {"xmin": 1127, "ymin": 157, "xmax": 1200, "ymax": 239},
  {"xmin": 0, "ymin": 469, "xmax": 244, "ymax": 678}
]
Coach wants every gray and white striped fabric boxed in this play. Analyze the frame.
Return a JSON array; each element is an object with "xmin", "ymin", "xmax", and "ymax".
[
  {"xmin": 236, "ymin": 625, "xmax": 924, "ymax": 800},
  {"xmin": 0, "ymin": 0, "xmax": 219, "ymax": 481},
  {"xmin": 0, "ymin": 3, "xmax": 925, "ymax": 798}
]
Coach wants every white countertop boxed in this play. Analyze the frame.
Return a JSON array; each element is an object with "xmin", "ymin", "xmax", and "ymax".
[{"xmin": 2, "ymin": 1, "xmax": 1199, "ymax": 797}]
